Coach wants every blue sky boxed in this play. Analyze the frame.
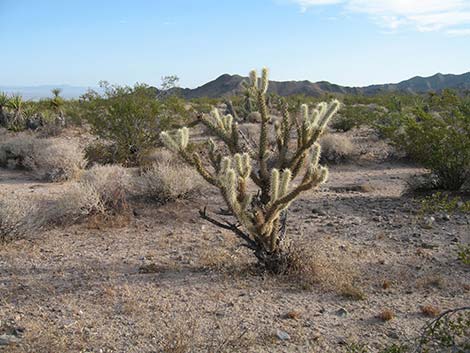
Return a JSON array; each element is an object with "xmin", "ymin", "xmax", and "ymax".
[{"xmin": 1, "ymin": 0, "xmax": 469, "ymax": 88}]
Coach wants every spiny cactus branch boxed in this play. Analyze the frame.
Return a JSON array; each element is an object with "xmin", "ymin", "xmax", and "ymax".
[{"xmin": 160, "ymin": 68, "xmax": 340, "ymax": 271}]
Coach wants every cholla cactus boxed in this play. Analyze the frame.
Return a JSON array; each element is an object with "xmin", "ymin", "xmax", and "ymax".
[{"xmin": 160, "ymin": 68, "xmax": 340, "ymax": 272}]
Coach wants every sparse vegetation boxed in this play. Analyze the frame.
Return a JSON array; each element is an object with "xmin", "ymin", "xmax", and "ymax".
[
  {"xmin": 378, "ymin": 309, "xmax": 395, "ymax": 322},
  {"xmin": 421, "ymin": 305, "xmax": 441, "ymax": 318},
  {"xmin": 418, "ymin": 192, "xmax": 470, "ymax": 215},
  {"xmin": 0, "ymin": 134, "xmax": 86, "ymax": 181},
  {"xmin": 0, "ymin": 192, "xmax": 41, "ymax": 242},
  {"xmin": 80, "ymin": 164, "xmax": 133, "ymax": 214},
  {"xmin": 136, "ymin": 149, "xmax": 203, "ymax": 203},
  {"xmin": 385, "ymin": 104, "xmax": 470, "ymax": 190},
  {"xmin": 457, "ymin": 244, "xmax": 470, "ymax": 266},
  {"xmin": 1, "ymin": 70, "xmax": 469, "ymax": 353},
  {"xmin": 320, "ymin": 133, "xmax": 355, "ymax": 164},
  {"xmin": 40, "ymin": 182, "xmax": 105, "ymax": 226},
  {"xmin": 81, "ymin": 80, "xmax": 190, "ymax": 166}
]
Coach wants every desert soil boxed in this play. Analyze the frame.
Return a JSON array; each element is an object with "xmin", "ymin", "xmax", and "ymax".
[{"xmin": 1, "ymin": 131, "xmax": 469, "ymax": 353}]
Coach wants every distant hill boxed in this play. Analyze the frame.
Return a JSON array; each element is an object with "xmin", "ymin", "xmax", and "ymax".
[
  {"xmin": 169, "ymin": 71, "xmax": 470, "ymax": 99},
  {"xmin": 3, "ymin": 71, "xmax": 470, "ymax": 99},
  {"xmin": 361, "ymin": 72, "xmax": 470, "ymax": 95}
]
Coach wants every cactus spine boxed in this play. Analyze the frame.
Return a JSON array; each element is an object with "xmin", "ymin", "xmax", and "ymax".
[{"xmin": 160, "ymin": 68, "xmax": 340, "ymax": 272}]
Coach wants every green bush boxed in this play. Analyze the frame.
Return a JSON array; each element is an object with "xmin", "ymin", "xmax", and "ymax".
[
  {"xmin": 82, "ymin": 81, "xmax": 190, "ymax": 166},
  {"xmin": 458, "ymin": 244, "xmax": 470, "ymax": 266},
  {"xmin": 387, "ymin": 107, "xmax": 470, "ymax": 190},
  {"xmin": 331, "ymin": 104, "xmax": 383, "ymax": 131},
  {"xmin": 81, "ymin": 83, "xmax": 161, "ymax": 166}
]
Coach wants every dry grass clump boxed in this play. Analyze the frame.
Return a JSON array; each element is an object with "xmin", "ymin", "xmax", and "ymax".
[
  {"xmin": 0, "ymin": 192, "xmax": 41, "ymax": 241},
  {"xmin": 26, "ymin": 139, "xmax": 86, "ymax": 181},
  {"xmin": 1, "ymin": 166, "xmax": 134, "ymax": 240},
  {"xmin": 198, "ymin": 247, "xmax": 238, "ymax": 271},
  {"xmin": 340, "ymin": 283, "xmax": 367, "ymax": 301},
  {"xmin": 0, "ymin": 134, "xmax": 85, "ymax": 181},
  {"xmin": 282, "ymin": 245, "xmax": 360, "ymax": 295},
  {"xmin": 421, "ymin": 305, "xmax": 441, "ymax": 318},
  {"xmin": 38, "ymin": 182, "xmax": 104, "ymax": 226},
  {"xmin": 136, "ymin": 150, "xmax": 203, "ymax": 203},
  {"xmin": 320, "ymin": 133, "xmax": 355, "ymax": 164},
  {"xmin": 377, "ymin": 309, "xmax": 395, "ymax": 322},
  {"xmin": 80, "ymin": 164, "xmax": 133, "ymax": 213}
]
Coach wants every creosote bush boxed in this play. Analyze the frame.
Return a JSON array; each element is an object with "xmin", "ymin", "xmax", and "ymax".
[
  {"xmin": 81, "ymin": 80, "xmax": 190, "ymax": 166},
  {"xmin": 387, "ymin": 107, "xmax": 470, "ymax": 190},
  {"xmin": 160, "ymin": 68, "xmax": 340, "ymax": 273}
]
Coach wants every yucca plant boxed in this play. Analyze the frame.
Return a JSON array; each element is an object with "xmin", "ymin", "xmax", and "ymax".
[
  {"xmin": 50, "ymin": 88, "xmax": 65, "ymax": 115},
  {"xmin": 0, "ymin": 92, "xmax": 9, "ymax": 126},
  {"xmin": 5, "ymin": 94, "xmax": 24, "ymax": 129},
  {"xmin": 160, "ymin": 68, "xmax": 340, "ymax": 272}
]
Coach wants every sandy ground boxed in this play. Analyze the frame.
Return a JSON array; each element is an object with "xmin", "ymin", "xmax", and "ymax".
[{"xmin": 1, "ymin": 133, "xmax": 469, "ymax": 352}]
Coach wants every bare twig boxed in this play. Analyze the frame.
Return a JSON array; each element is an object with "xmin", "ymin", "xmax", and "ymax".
[{"xmin": 199, "ymin": 207, "xmax": 257, "ymax": 251}]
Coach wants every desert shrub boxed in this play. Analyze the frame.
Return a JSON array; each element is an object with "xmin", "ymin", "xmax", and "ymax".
[
  {"xmin": 331, "ymin": 104, "xmax": 383, "ymax": 132},
  {"xmin": 84, "ymin": 141, "xmax": 118, "ymax": 166},
  {"xmin": 0, "ymin": 135, "xmax": 86, "ymax": 181},
  {"xmin": 160, "ymin": 68, "xmax": 340, "ymax": 272},
  {"xmin": 0, "ymin": 133, "xmax": 35, "ymax": 168},
  {"xmin": 139, "ymin": 148, "xmax": 175, "ymax": 166},
  {"xmin": 81, "ymin": 83, "xmax": 161, "ymax": 166},
  {"xmin": 283, "ymin": 245, "xmax": 360, "ymax": 295},
  {"xmin": 25, "ymin": 139, "xmax": 86, "ymax": 181},
  {"xmin": 38, "ymin": 183, "xmax": 104, "ymax": 226},
  {"xmin": 80, "ymin": 164, "xmax": 133, "ymax": 213},
  {"xmin": 418, "ymin": 192, "xmax": 470, "ymax": 216},
  {"xmin": 349, "ymin": 307, "xmax": 470, "ymax": 353},
  {"xmin": 416, "ymin": 307, "xmax": 470, "ymax": 352},
  {"xmin": 136, "ymin": 152, "xmax": 203, "ymax": 203},
  {"xmin": 0, "ymin": 192, "xmax": 41, "ymax": 241},
  {"xmin": 320, "ymin": 133, "xmax": 355, "ymax": 164},
  {"xmin": 81, "ymin": 81, "xmax": 190, "ymax": 166},
  {"xmin": 0, "ymin": 175, "xmax": 130, "ymax": 241},
  {"xmin": 387, "ymin": 107, "xmax": 470, "ymax": 190}
]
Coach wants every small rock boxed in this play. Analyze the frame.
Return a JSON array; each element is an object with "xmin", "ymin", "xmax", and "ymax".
[
  {"xmin": 0, "ymin": 334, "xmax": 19, "ymax": 346},
  {"xmin": 276, "ymin": 329, "xmax": 290, "ymax": 341},
  {"xmin": 283, "ymin": 310, "xmax": 301, "ymax": 320},
  {"xmin": 335, "ymin": 308, "xmax": 348, "ymax": 317},
  {"xmin": 386, "ymin": 330, "xmax": 399, "ymax": 339},
  {"xmin": 312, "ymin": 208, "xmax": 327, "ymax": 216},
  {"xmin": 421, "ymin": 216, "xmax": 435, "ymax": 229},
  {"xmin": 138, "ymin": 263, "xmax": 159, "ymax": 274}
]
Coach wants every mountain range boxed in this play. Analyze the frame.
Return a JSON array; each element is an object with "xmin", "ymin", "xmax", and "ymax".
[
  {"xmin": 2, "ymin": 71, "xmax": 470, "ymax": 100},
  {"xmin": 171, "ymin": 71, "xmax": 470, "ymax": 99}
]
